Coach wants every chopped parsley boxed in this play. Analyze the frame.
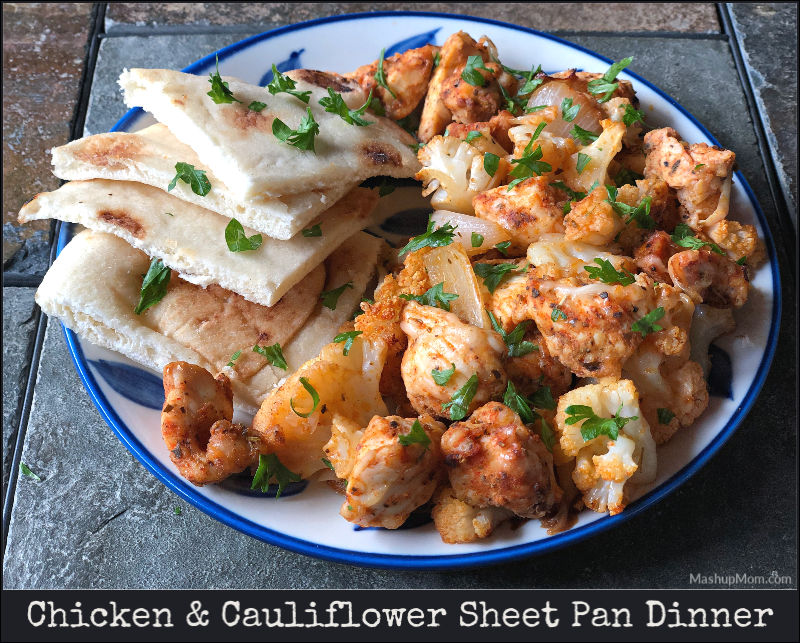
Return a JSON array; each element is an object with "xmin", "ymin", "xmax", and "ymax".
[
  {"xmin": 605, "ymin": 186, "xmax": 655, "ymax": 229},
  {"xmin": 584, "ymin": 257, "xmax": 636, "ymax": 286},
  {"xmin": 374, "ymin": 48, "xmax": 397, "ymax": 98},
  {"xmin": 465, "ymin": 130, "xmax": 483, "ymax": 143},
  {"xmin": 319, "ymin": 87, "xmax": 373, "ymax": 126},
  {"xmin": 657, "ymin": 408, "xmax": 676, "ymax": 425},
  {"xmin": 251, "ymin": 453, "xmax": 302, "ymax": 499},
  {"xmin": 174, "ymin": 506, "xmax": 182, "ymax": 515},
  {"xmin": 494, "ymin": 240, "xmax": 511, "ymax": 256},
  {"xmin": 507, "ymin": 137, "xmax": 551, "ymax": 190},
  {"xmin": 473, "ymin": 261, "xmax": 518, "ymax": 293},
  {"xmin": 570, "ymin": 124, "xmax": 600, "ymax": 145},
  {"xmin": 320, "ymin": 281, "xmax": 353, "ymax": 310},
  {"xmin": 398, "ymin": 419, "xmax": 431, "ymax": 450},
  {"xmin": 267, "ymin": 64, "xmax": 311, "ymax": 103},
  {"xmin": 272, "ymin": 107, "xmax": 320, "ymax": 152},
  {"xmin": 225, "ymin": 218, "xmax": 263, "ymax": 252},
  {"xmin": 290, "ymin": 377, "xmax": 320, "ymax": 418},
  {"xmin": 587, "ymin": 56, "xmax": 633, "ymax": 103},
  {"xmin": 631, "ymin": 306, "xmax": 665, "ymax": 337},
  {"xmin": 551, "ymin": 306, "xmax": 567, "ymax": 321},
  {"xmin": 442, "ymin": 374, "xmax": 479, "ymax": 421},
  {"xmin": 471, "ymin": 232, "xmax": 484, "ymax": 248},
  {"xmin": 333, "ymin": 330, "xmax": 363, "ymax": 356},
  {"xmin": 461, "ymin": 54, "xmax": 492, "ymax": 87},
  {"xmin": 321, "ymin": 457, "xmax": 335, "ymax": 471},
  {"xmin": 622, "ymin": 103, "xmax": 645, "ymax": 126},
  {"xmin": 301, "ymin": 224, "xmax": 322, "ymax": 237},
  {"xmin": 226, "ymin": 350, "xmax": 241, "ymax": 367},
  {"xmin": 19, "ymin": 462, "xmax": 42, "ymax": 481},
  {"xmin": 483, "ymin": 152, "xmax": 500, "ymax": 177},
  {"xmin": 207, "ymin": 56, "xmax": 241, "ymax": 104},
  {"xmin": 399, "ymin": 282, "xmax": 459, "ymax": 312},
  {"xmin": 487, "ymin": 310, "xmax": 537, "ymax": 357},
  {"xmin": 736, "ymin": 256, "xmax": 748, "ymax": 265},
  {"xmin": 247, "ymin": 100, "xmax": 267, "ymax": 112},
  {"xmin": 253, "ymin": 342, "xmax": 288, "ymax": 370},
  {"xmin": 168, "ymin": 162, "xmax": 211, "ymax": 196},
  {"xmin": 575, "ymin": 152, "xmax": 591, "ymax": 174},
  {"xmin": 551, "ymin": 180, "xmax": 587, "ymax": 203},
  {"xmin": 614, "ymin": 167, "xmax": 644, "ymax": 187},
  {"xmin": 503, "ymin": 382, "xmax": 555, "ymax": 451},
  {"xmin": 565, "ymin": 402, "xmax": 638, "ymax": 441},
  {"xmin": 134, "ymin": 257, "xmax": 171, "ymax": 314},
  {"xmin": 671, "ymin": 223, "xmax": 725, "ymax": 255},
  {"xmin": 530, "ymin": 385, "xmax": 556, "ymax": 410},
  {"xmin": 561, "ymin": 97, "xmax": 580, "ymax": 122},
  {"xmin": 694, "ymin": 163, "xmax": 706, "ymax": 170},
  {"xmin": 398, "ymin": 218, "xmax": 456, "ymax": 256},
  {"xmin": 431, "ymin": 363, "xmax": 456, "ymax": 385}
]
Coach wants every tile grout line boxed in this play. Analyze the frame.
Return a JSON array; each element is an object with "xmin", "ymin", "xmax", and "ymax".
[
  {"xmin": 716, "ymin": 2, "xmax": 797, "ymax": 273},
  {"xmin": 1, "ymin": 2, "xmax": 107, "ymax": 551}
]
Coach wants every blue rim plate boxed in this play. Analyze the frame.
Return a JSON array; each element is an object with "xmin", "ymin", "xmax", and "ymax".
[{"xmin": 57, "ymin": 11, "xmax": 781, "ymax": 570}]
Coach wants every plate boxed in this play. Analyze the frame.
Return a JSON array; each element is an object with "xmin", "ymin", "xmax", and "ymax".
[{"xmin": 56, "ymin": 11, "xmax": 781, "ymax": 569}]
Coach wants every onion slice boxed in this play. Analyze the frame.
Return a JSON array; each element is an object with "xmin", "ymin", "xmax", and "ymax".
[
  {"xmin": 423, "ymin": 244, "xmax": 488, "ymax": 329},
  {"xmin": 430, "ymin": 210, "xmax": 511, "ymax": 257}
]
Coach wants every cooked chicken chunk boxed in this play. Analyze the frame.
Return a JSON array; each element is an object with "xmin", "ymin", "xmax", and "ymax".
[
  {"xmin": 441, "ymin": 402, "xmax": 561, "ymax": 518},
  {"xmin": 506, "ymin": 330, "xmax": 573, "ymax": 398},
  {"xmin": 445, "ymin": 109, "xmax": 516, "ymax": 152},
  {"xmin": 340, "ymin": 415, "xmax": 445, "ymax": 529},
  {"xmin": 668, "ymin": 248, "xmax": 749, "ymax": 307},
  {"xmin": 563, "ymin": 185, "xmax": 624, "ymax": 247},
  {"xmin": 400, "ymin": 301, "xmax": 507, "ymax": 420},
  {"xmin": 634, "ymin": 230, "xmax": 681, "ymax": 284}
]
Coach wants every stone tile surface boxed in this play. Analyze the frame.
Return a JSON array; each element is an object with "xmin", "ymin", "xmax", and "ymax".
[
  {"xmin": 729, "ymin": 2, "xmax": 797, "ymax": 220},
  {"xmin": 105, "ymin": 3, "xmax": 720, "ymax": 33},
  {"xmin": 3, "ymin": 32, "xmax": 794, "ymax": 589},
  {"xmin": 2, "ymin": 287, "xmax": 37, "ymax": 496},
  {"xmin": 2, "ymin": 2, "xmax": 93, "ymax": 275}
]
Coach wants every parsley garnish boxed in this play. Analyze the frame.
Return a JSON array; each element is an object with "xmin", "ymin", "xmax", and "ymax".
[
  {"xmin": 631, "ymin": 306, "xmax": 665, "ymax": 337},
  {"xmin": 465, "ymin": 130, "xmax": 483, "ymax": 143},
  {"xmin": 320, "ymin": 281, "xmax": 353, "ymax": 310},
  {"xmin": 321, "ymin": 457, "xmax": 334, "ymax": 471},
  {"xmin": 584, "ymin": 258, "xmax": 636, "ymax": 286},
  {"xmin": 290, "ymin": 377, "xmax": 320, "ymax": 418},
  {"xmin": 614, "ymin": 167, "xmax": 644, "ymax": 186},
  {"xmin": 398, "ymin": 218, "xmax": 456, "ymax": 256},
  {"xmin": 575, "ymin": 152, "xmax": 591, "ymax": 174},
  {"xmin": 442, "ymin": 374, "xmax": 479, "ymax": 421},
  {"xmin": 168, "ymin": 162, "xmax": 211, "ymax": 196},
  {"xmin": 694, "ymin": 163, "xmax": 706, "ymax": 170},
  {"xmin": 736, "ymin": 256, "xmax": 748, "ymax": 265},
  {"xmin": 398, "ymin": 419, "xmax": 431, "ymax": 450},
  {"xmin": 517, "ymin": 65, "xmax": 544, "ymax": 95},
  {"xmin": 622, "ymin": 103, "xmax": 645, "ymax": 126},
  {"xmin": 207, "ymin": 56, "xmax": 241, "ymax": 104},
  {"xmin": 461, "ymin": 54, "xmax": 492, "ymax": 87},
  {"xmin": 253, "ymin": 342, "xmax": 288, "ymax": 370},
  {"xmin": 433, "ymin": 50, "xmax": 441, "ymax": 68},
  {"xmin": 504, "ymin": 381, "xmax": 537, "ymax": 424},
  {"xmin": 508, "ymin": 137, "xmax": 551, "ymax": 190},
  {"xmin": 301, "ymin": 224, "xmax": 322, "ymax": 237},
  {"xmin": 471, "ymin": 232, "xmax": 484, "ymax": 248},
  {"xmin": 494, "ymin": 241, "xmax": 511, "ymax": 256},
  {"xmin": 483, "ymin": 152, "xmax": 500, "ymax": 177},
  {"xmin": 352, "ymin": 296, "xmax": 373, "ymax": 319},
  {"xmin": 551, "ymin": 306, "xmax": 567, "ymax": 321},
  {"xmin": 272, "ymin": 107, "xmax": 320, "ymax": 152},
  {"xmin": 225, "ymin": 218, "xmax": 263, "ymax": 252},
  {"xmin": 587, "ymin": 57, "xmax": 633, "ymax": 103},
  {"xmin": 267, "ymin": 64, "xmax": 311, "ymax": 103},
  {"xmin": 369, "ymin": 93, "xmax": 386, "ymax": 116},
  {"xmin": 474, "ymin": 261, "xmax": 518, "ymax": 293},
  {"xmin": 605, "ymin": 186, "xmax": 655, "ymax": 229},
  {"xmin": 333, "ymin": 330, "xmax": 363, "ymax": 356},
  {"xmin": 498, "ymin": 83, "xmax": 527, "ymax": 114},
  {"xmin": 134, "ymin": 257, "xmax": 171, "ymax": 314},
  {"xmin": 319, "ymin": 87, "xmax": 373, "ymax": 126},
  {"xmin": 565, "ymin": 402, "xmax": 638, "ymax": 441},
  {"xmin": 571, "ymin": 124, "xmax": 600, "ymax": 145},
  {"xmin": 248, "ymin": 100, "xmax": 267, "ymax": 112},
  {"xmin": 431, "ymin": 363, "xmax": 456, "ymax": 385},
  {"xmin": 657, "ymin": 408, "xmax": 676, "ymax": 425},
  {"xmin": 399, "ymin": 282, "xmax": 459, "ymax": 312},
  {"xmin": 487, "ymin": 310, "xmax": 537, "ymax": 357},
  {"xmin": 19, "ymin": 462, "xmax": 42, "ymax": 481},
  {"xmin": 251, "ymin": 453, "xmax": 302, "ymax": 499},
  {"xmin": 551, "ymin": 181, "xmax": 587, "ymax": 202},
  {"xmin": 671, "ymin": 223, "xmax": 725, "ymax": 255},
  {"xmin": 561, "ymin": 97, "xmax": 580, "ymax": 122},
  {"xmin": 374, "ymin": 48, "xmax": 397, "ymax": 98},
  {"xmin": 526, "ymin": 104, "xmax": 548, "ymax": 113},
  {"xmin": 227, "ymin": 350, "xmax": 241, "ymax": 367},
  {"xmin": 530, "ymin": 385, "xmax": 556, "ymax": 410}
]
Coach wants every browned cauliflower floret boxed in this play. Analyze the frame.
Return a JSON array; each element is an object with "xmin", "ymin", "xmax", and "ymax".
[
  {"xmin": 564, "ymin": 185, "xmax": 624, "ymax": 246},
  {"xmin": 340, "ymin": 415, "xmax": 445, "ymax": 529},
  {"xmin": 473, "ymin": 176, "xmax": 564, "ymax": 252},
  {"xmin": 561, "ymin": 118, "xmax": 626, "ymax": 193},
  {"xmin": 668, "ymin": 248, "xmax": 749, "ymax": 308},
  {"xmin": 507, "ymin": 108, "xmax": 578, "ymax": 176},
  {"xmin": 431, "ymin": 484, "xmax": 512, "ymax": 543},
  {"xmin": 441, "ymin": 402, "xmax": 561, "ymax": 518},
  {"xmin": 706, "ymin": 218, "xmax": 766, "ymax": 266}
]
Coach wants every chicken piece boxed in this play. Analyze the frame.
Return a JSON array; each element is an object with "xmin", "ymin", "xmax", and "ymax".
[
  {"xmin": 668, "ymin": 248, "xmax": 749, "ymax": 308},
  {"xmin": 506, "ymin": 330, "xmax": 573, "ymax": 399},
  {"xmin": 484, "ymin": 269, "xmax": 530, "ymax": 331},
  {"xmin": 446, "ymin": 110, "xmax": 517, "ymax": 152},
  {"xmin": 418, "ymin": 31, "xmax": 516, "ymax": 141},
  {"xmin": 161, "ymin": 362, "xmax": 259, "ymax": 486},
  {"xmin": 634, "ymin": 230, "xmax": 681, "ymax": 284},
  {"xmin": 432, "ymin": 484, "xmax": 512, "ymax": 543},
  {"xmin": 441, "ymin": 402, "xmax": 561, "ymax": 518},
  {"xmin": 564, "ymin": 185, "xmax": 624, "ymax": 246},
  {"xmin": 340, "ymin": 415, "xmax": 445, "ymax": 529},
  {"xmin": 473, "ymin": 176, "xmax": 565, "ymax": 252},
  {"xmin": 346, "ymin": 44, "xmax": 438, "ymax": 120},
  {"xmin": 400, "ymin": 301, "xmax": 507, "ymax": 420}
]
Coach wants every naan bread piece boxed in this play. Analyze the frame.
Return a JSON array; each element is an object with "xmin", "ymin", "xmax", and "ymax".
[
  {"xmin": 119, "ymin": 68, "xmax": 420, "ymax": 199},
  {"xmin": 19, "ymin": 179, "xmax": 378, "ymax": 307},
  {"xmin": 51, "ymin": 124, "xmax": 357, "ymax": 240}
]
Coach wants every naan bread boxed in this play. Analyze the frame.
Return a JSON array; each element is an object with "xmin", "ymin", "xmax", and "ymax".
[
  {"xmin": 119, "ymin": 68, "xmax": 420, "ymax": 198},
  {"xmin": 19, "ymin": 179, "xmax": 378, "ymax": 307},
  {"xmin": 37, "ymin": 230, "xmax": 384, "ymax": 413},
  {"xmin": 51, "ymin": 124, "xmax": 357, "ymax": 240}
]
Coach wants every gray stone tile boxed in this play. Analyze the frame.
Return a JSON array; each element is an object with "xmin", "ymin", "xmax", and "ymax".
[
  {"xmin": 105, "ymin": 2, "xmax": 720, "ymax": 34},
  {"xmin": 4, "ymin": 33, "xmax": 794, "ymax": 589},
  {"xmin": 2, "ymin": 287, "xmax": 37, "ymax": 496},
  {"xmin": 728, "ymin": 2, "xmax": 797, "ymax": 221}
]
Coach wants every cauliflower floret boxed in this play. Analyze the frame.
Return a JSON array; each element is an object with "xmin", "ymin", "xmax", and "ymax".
[
  {"xmin": 472, "ymin": 176, "xmax": 564, "ymax": 252},
  {"xmin": 507, "ymin": 108, "xmax": 578, "ymax": 175},
  {"xmin": 689, "ymin": 303, "xmax": 736, "ymax": 378},
  {"xmin": 706, "ymin": 219, "xmax": 767, "ymax": 267},
  {"xmin": 561, "ymin": 118, "xmax": 626, "ymax": 193},
  {"xmin": 322, "ymin": 414, "xmax": 365, "ymax": 480},
  {"xmin": 505, "ymin": 330, "xmax": 573, "ymax": 398},
  {"xmin": 555, "ymin": 379, "xmax": 656, "ymax": 515},
  {"xmin": 340, "ymin": 415, "xmax": 445, "ymax": 529},
  {"xmin": 431, "ymin": 484, "xmax": 513, "ymax": 543},
  {"xmin": 526, "ymin": 232, "xmax": 634, "ymax": 280},
  {"xmin": 563, "ymin": 184, "xmax": 625, "ymax": 246},
  {"xmin": 668, "ymin": 248, "xmax": 749, "ymax": 308},
  {"xmin": 602, "ymin": 96, "xmax": 644, "ymax": 148},
  {"xmin": 417, "ymin": 134, "xmax": 508, "ymax": 213}
]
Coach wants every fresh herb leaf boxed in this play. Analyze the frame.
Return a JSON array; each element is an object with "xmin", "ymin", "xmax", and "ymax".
[
  {"xmin": 465, "ymin": 130, "xmax": 483, "ymax": 143},
  {"xmin": 503, "ymin": 381, "xmax": 536, "ymax": 424},
  {"xmin": 399, "ymin": 282, "xmax": 459, "ymax": 312},
  {"xmin": 736, "ymin": 256, "xmax": 748, "ymax": 265},
  {"xmin": 374, "ymin": 48, "xmax": 397, "ymax": 98},
  {"xmin": 487, "ymin": 310, "xmax": 536, "ymax": 357},
  {"xmin": 19, "ymin": 462, "xmax": 41, "ymax": 481},
  {"xmin": 431, "ymin": 363, "xmax": 456, "ymax": 385},
  {"xmin": 657, "ymin": 408, "xmax": 676, "ymax": 425},
  {"xmin": 525, "ymin": 104, "xmax": 548, "ymax": 113},
  {"xmin": 433, "ymin": 50, "xmax": 441, "ymax": 68},
  {"xmin": 248, "ymin": 100, "xmax": 267, "ymax": 112},
  {"xmin": 604, "ymin": 188, "xmax": 655, "ymax": 229},
  {"xmin": 352, "ymin": 296, "xmax": 373, "ymax": 319},
  {"xmin": 614, "ymin": 167, "xmax": 644, "ymax": 186},
  {"xmin": 321, "ymin": 457, "xmax": 334, "ymax": 471},
  {"xmin": 551, "ymin": 306, "xmax": 567, "ymax": 321},
  {"xmin": 530, "ymin": 385, "xmax": 556, "ymax": 410},
  {"xmin": 494, "ymin": 240, "xmax": 511, "ymax": 256},
  {"xmin": 225, "ymin": 218, "xmax": 263, "ymax": 252},
  {"xmin": 631, "ymin": 306, "xmax": 665, "ymax": 337},
  {"xmin": 571, "ymin": 124, "xmax": 600, "ymax": 145},
  {"xmin": 134, "ymin": 257, "xmax": 171, "ymax": 314},
  {"xmin": 498, "ymin": 82, "xmax": 527, "ymax": 114},
  {"xmin": 398, "ymin": 218, "xmax": 456, "ymax": 256},
  {"xmin": 369, "ymin": 93, "xmax": 386, "ymax": 116},
  {"xmin": 584, "ymin": 257, "xmax": 636, "ymax": 286},
  {"xmin": 694, "ymin": 163, "xmax": 706, "ymax": 170},
  {"xmin": 253, "ymin": 342, "xmax": 288, "ymax": 369},
  {"xmin": 561, "ymin": 97, "xmax": 580, "ymax": 122},
  {"xmin": 165, "ymin": 212, "xmax": 174, "ymax": 216},
  {"xmin": 319, "ymin": 87, "xmax": 373, "ymax": 126},
  {"xmin": 320, "ymin": 281, "xmax": 353, "ymax": 310},
  {"xmin": 290, "ymin": 377, "xmax": 320, "ymax": 418},
  {"xmin": 507, "ymin": 138, "xmax": 551, "ymax": 190},
  {"xmin": 302, "ymin": 224, "xmax": 322, "ymax": 237},
  {"xmin": 272, "ymin": 107, "xmax": 320, "ymax": 152},
  {"xmin": 483, "ymin": 152, "xmax": 500, "ymax": 177},
  {"xmin": 174, "ymin": 506, "xmax": 182, "ymax": 515},
  {"xmin": 622, "ymin": 103, "xmax": 645, "ymax": 126},
  {"xmin": 227, "ymin": 350, "xmax": 242, "ymax": 367},
  {"xmin": 333, "ymin": 330, "xmax": 363, "ymax": 356},
  {"xmin": 461, "ymin": 54, "xmax": 492, "ymax": 87},
  {"xmin": 539, "ymin": 417, "xmax": 556, "ymax": 451},
  {"xmin": 575, "ymin": 152, "xmax": 591, "ymax": 174},
  {"xmin": 471, "ymin": 232, "xmax": 484, "ymax": 248},
  {"xmin": 474, "ymin": 262, "xmax": 518, "ymax": 293},
  {"xmin": 442, "ymin": 374, "xmax": 479, "ymax": 421},
  {"xmin": 587, "ymin": 56, "xmax": 632, "ymax": 103},
  {"xmin": 670, "ymin": 223, "xmax": 725, "ymax": 255},
  {"xmin": 565, "ymin": 402, "xmax": 638, "ymax": 441},
  {"xmin": 398, "ymin": 419, "xmax": 432, "ymax": 450},
  {"xmin": 408, "ymin": 141, "xmax": 425, "ymax": 153},
  {"xmin": 168, "ymin": 162, "xmax": 211, "ymax": 196},
  {"xmin": 267, "ymin": 64, "xmax": 311, "ymax": 103},
  {"xmin": 251, "ymin": 453, "xmax": 302, "ymax": 499},
  {"xmin": 517, "ymin": 66, "xmax": 544, "ymax": 96},
  {"xmin": 207, "ymin": 56, "xmax": 242, "ymax": 104},
  {"xmin": 551, "ymin": 181, "xmax": 587, "ymax": 202}
]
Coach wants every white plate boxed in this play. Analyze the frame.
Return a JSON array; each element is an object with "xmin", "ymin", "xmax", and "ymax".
[{"xmin": 57, "ymin": 11, "xmax": 781, "ymax": 569}]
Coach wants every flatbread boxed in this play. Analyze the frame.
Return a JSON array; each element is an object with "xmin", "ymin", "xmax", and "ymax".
[
  {"xmin": 19, "ymin": 179, "xmax": 378, "ymax": 307},
  {"xmin": 36, "ymin": 229, "xmax": 384, "ymax": 413},
  {"xmin": 51, "ymin": 124, "xmax": 358, "ymax": 240},
  {"xmin": 119, "ymin": 68, "xmax": 420, "ymax": 199}
]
